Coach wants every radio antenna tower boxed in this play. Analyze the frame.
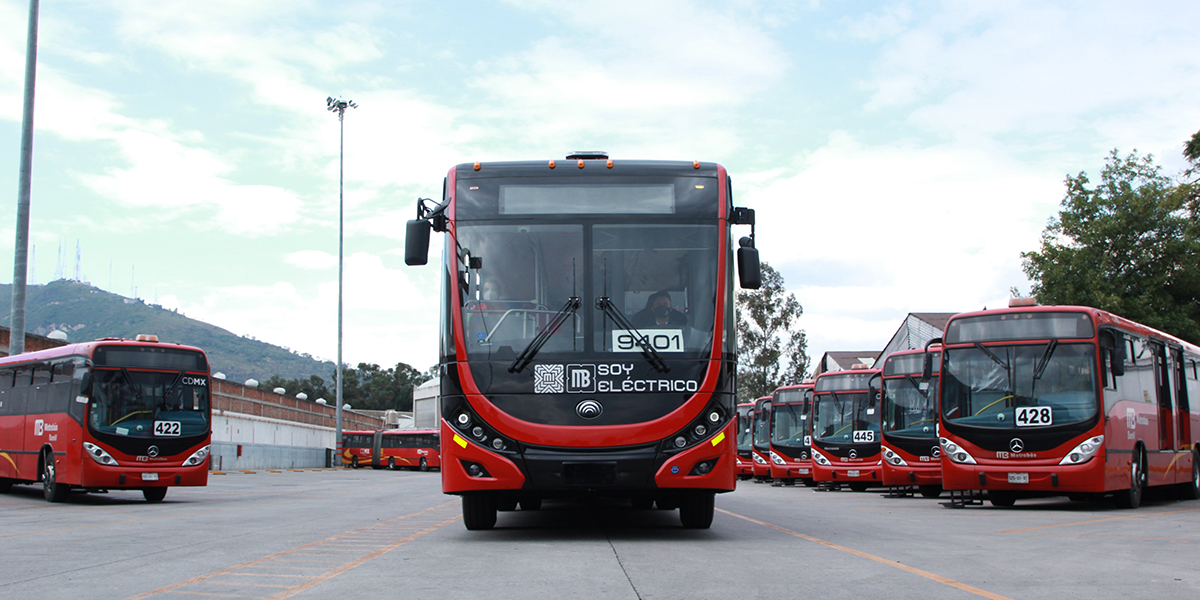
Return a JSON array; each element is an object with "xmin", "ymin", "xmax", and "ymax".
[{"xmin": 74, "ymin": 240, "xmax": 80, "ymax": 281}]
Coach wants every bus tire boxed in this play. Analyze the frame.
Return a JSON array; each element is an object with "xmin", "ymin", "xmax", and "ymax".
[
  {"xmin": 1179, "ymin": 452, "xmax": 1199, "ymax": 501},
  {"xmin": 387, "ymin": 458, "xmax": 395, "ymax": 470},
  {"xmin": 0, "ymin": 478, "xmax": 12, "ymax": 493},
  {"xmin": 351, "ymin": 457, "xmax": 359, "ymax": 469},
  {"xmin": 1115, "ymin": 447, "xmax": 1146, "ymax": 509},
  {"xmin": 419, "ymin": 458, "xmax": 429, "ymax": 472},
  {"xmin": 497, "ymin": 497, "xmax": 518, "ymax": 512},
  {"xmin": 989, "ymin": 490, "xmax": 1016, "ymax": 507},
  {"xmin": 519, "ymin": 497, "xmax": 542, "ymax": 511},
  {"xmin": 849, "ymin": 482, "xmax": 869, "ymax": 492},
  {"xmin": 802, "ymin": 479, "xmax": 817, "ymax": 487},
  {"xmin": 42, "ymin": 452, "xmax": 68, "ymax": 503},
  {"xmin": 919, "ymin": 485, "xmax": 942, "ymax": 498},
  {"xmin": 462, "ymin": 495, "xmax": 497, "ymax": 530},
  {"xmin": 679, "ymin": 492, "xmax": 715, "ymax": 529},
  {"xmin": 143, "ymin": 488, "xmax": 167, "ymax": 502}
]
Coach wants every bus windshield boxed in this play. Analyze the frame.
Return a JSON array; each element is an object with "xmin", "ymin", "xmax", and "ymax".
[
  {"xmin": 736, "ymin": 405, "xmax": 752, "ymax": 449},
  {"xmin": 941, "ymin": 343, "xmax": 1098, "ymax": 430},
  {"xmin": 88, "ymin": 369, "xmax": 209, "ymax": 438},
  {"xmin": 455, "ymin": 223, "xmax": 718, "ymax": 361},
  {"xmin": 813, "ymin": 391, "xmax": 878, "ymax": 444},
  {"xmin": 753, "ymin": 406, "xmax": 771, "ymax": 446},
  {"xmin": 770, "ymin": 402, "xmax": 808, "ymax": 446},
  {"xmin": 883, "ymin": 376, "xmax": 938, "ymax": 438}
]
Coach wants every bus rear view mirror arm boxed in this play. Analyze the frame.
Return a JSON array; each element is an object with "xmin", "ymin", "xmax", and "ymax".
[{"xmin": 405, "ymin": 197, "xmax": 448, "ymax": 266}]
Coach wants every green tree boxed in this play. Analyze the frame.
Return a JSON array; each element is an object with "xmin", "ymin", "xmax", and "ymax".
[
  {"xmin": 1022, "ymin": 147, "xmax": 1200, "ymax": 343},
  {"xmin": 736, "ymin": 261, "xmax": 809, "ymax": 402}
]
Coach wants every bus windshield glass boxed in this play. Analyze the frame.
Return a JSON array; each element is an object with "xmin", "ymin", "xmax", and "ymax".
[
  {"xmin": 753, "ymin": 406, "xmax": 771, "ymax": 446},
  {"xmin": 770, "ymin": 401, "xmax": 808, "ymax": 446},
  {"xmin": 736, "ymin": 406, "xmax": 752, "ymax": 449},
  {"xmin": 882, "ymin": 376, "xmax": 938, "ymax": 438},
  {"xmin": 88, "ymin": 369, "xmax": 209, "ymax": 438},
  {"xmin": 941, "ymin": 343, "xmax": 1098, "ymax": 430},
  {"xmin": 813, "ymin": 392, "xmax": 877, "ymax": 444}
]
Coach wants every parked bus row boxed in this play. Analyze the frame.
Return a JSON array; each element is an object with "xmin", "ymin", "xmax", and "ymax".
[{"xmin": 741, "ymin": 300, "xmax": 1200, "ymax": 509}]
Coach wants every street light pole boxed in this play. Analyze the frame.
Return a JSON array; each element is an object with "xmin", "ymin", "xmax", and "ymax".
[
  {"xmin": 326, "ymin": 96, "xmax": 355, "ymax": 466},
  {"xmin": 9, "ymin": 0, "xmax": 40, "ymax": 356}
]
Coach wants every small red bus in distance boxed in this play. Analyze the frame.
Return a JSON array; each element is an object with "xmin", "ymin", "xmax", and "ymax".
[
  {"xmin": 810, "ymin": 367, "xmax": 883, "ymax": 491},
  {"xmin": 0, "ymin": 336, "xmax": 211, "ymax": 502},
  {"xmin": 735, "ymin": 401, "xmax": 754, "ymax": 479},
  {"xmin": 342, "ymin": 429, "xmax": 441, "ymax": 471},
  {"xmin": 750, "ymin": 396, "xmax": 772, "ymax": 481},
  {"xmin": 769, "ymin": 382, "xmax": 815, "ymax": 485},
  {"xmin": 937, "ymin": 303, "xmax": 1200, "ymax": 508},
  {"xmin": 404, "ymin": 153, "xmax": 761, "ymax": 529},
  {"xmin": 879, "ymin": 348, "xmax": 943, "ymax": 497}
]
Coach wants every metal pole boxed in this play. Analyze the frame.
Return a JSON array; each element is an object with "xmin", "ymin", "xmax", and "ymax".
[
  {"xmin": 326, "ymin": 96, "xmax": 354, "ymax": 466},
  {"xmin": 9, "ymin": 0, "xmax": 39, "ymax": 356}
]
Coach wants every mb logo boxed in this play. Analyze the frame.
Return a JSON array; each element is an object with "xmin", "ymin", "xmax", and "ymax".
[{"xmin": 567, "ymin": 365, "xmax": 596, "ymax": 393}]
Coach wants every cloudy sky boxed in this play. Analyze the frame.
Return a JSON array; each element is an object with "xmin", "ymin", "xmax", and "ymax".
[{"xmin": 1, "ymin": 0, "xmax": 1197, "ymax": 375}]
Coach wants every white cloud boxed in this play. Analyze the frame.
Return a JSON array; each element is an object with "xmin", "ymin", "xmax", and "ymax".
[{"xmin": 284, "ymin": 250, "xmax": 336, "ymax": 270}]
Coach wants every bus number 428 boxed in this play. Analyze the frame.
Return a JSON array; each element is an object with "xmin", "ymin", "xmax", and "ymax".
[{"xmin": 1015, "ymin": 406, "xmax": 1052, "ymax": 427}]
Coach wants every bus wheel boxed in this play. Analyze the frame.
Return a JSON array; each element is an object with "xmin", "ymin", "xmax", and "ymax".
[
  {"xmin": 1179, "ymin": 453, "xmax": 1200, "ymax": 501},
  {"xmin": 919, "ymin": 485, "xmax": 942, "ymax": 498},
  {"xmin": 519, "ymin": 497, "xmax": 542, "ymax": 511},
  {"xmin": 0, "ymin": 478, "xmax": 12, "ymax": 493},
  {"xmin": 419, "ymin": 458, "xmax": 429, "ymax": 472},
  {"xmin": 679, "ymin": 492, "xmax": 715, "ymax": 529},
  {"xmin": 1115, "ymin": 448, "xmax": 1146, "ymax": 509},
  {"xmin": 143, "ymin": 488, "xmax": 167, "ymax": 502},
  {"xmin": 849, "ymin": 483, "xmax": 869, "ymax": 493},
  {"xmin": 989, "ymin": 490, "xmax": 1016, "ymax": 507},
  {"xmin": 351, "ymin": 457, "xmax": 359, "ymax": 469},
  {"xmin": 462, "ymin": 495, "xmax": 497, "ymax": 530},
  {"xmin": 802, "ymin": 479, "xmax": 817, "ymax": 487},
  {"xmin": 387, "ymin": 458, "xmax": 395, "ymax": 470},
  {"xmin": 42, "ymin": 452, "xmax": 69, "ymax": 503}
]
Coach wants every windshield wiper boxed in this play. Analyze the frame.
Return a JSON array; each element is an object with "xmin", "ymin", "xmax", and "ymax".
[
  {"xmin": 1033, "ymin": 339, "xmax": 1059, "ymax": 381},
  {"xmin": 974, "ymin": 343, "xmax": 1010, "ymax": 370},
  {"xmin": 119, "ymin": 368, "xmax": 144, "ymax": 401},
  {"xmin": 509, "ymin": 297, "xmax": 581, "ymax": 374},
  {"xmin": 903, "ymin": 375, "xmax": 930, "ymax": 399},
  {"xmin": 595, "ymin": 297, "xmax": 669, "ymax": 373}
]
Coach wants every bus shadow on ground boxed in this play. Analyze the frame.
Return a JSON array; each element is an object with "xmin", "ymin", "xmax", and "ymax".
[
  {"xmin": 470, "ymin": 498, "xmax": 727, "ymax": 540},
  {"xmin": 1, "ymin": 483, "xmax": 198, "ymax": 506},
  {"xmin": 947, "ymin": 487, "xmax": 1197, "ymax": 512}
]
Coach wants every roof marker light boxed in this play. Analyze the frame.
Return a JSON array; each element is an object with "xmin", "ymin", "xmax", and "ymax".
[
  {"xmin": 1009, "ymin": 297, "xmax": 1038, "ymax": 307},
  {"xmin": 548, "ymin": 160, "xmax": 556, "ymax": 169},
  {"xmin": 606, "ymin": 159, "xmax": 613, "ymax": 168},
  {"xmin": 473, "ymin": 161, "xmax": 481, "ymax": 171},
  {"xmin": 135, "ymin": 334, "xmax": 159, "ymax": 342},
  {"xmin": 577, "ymin": 160, "xmax": 585, "ymax": 169},
  {"xmin": 693, "ymin": 160, "xmax": 700, "ymax": 169}
]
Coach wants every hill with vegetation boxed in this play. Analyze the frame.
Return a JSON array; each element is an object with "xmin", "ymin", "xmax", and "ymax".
[{"xmin": 0, "ymin": 280, "xmax": 334, "ymax": 383}]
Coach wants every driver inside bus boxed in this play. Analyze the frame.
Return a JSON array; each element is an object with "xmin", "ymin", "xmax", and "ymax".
[{"xmin": 631, "ymin": 291, "xmax": 687, "ymax": 329}]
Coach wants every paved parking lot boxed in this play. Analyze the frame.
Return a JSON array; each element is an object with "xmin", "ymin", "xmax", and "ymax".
[{"xmin": 1, "ymin": 469, "xmax": 1197, "ymax": 599}]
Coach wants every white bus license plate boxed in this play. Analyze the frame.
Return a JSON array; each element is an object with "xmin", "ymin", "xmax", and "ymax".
[
  {"xmin": 847, "ymin": 470, "xmax": 860, "ymax": 478},
  {"xmin": 798, "ymin": 468, "xmax": 810, "ymax": 475},
  {"xmin": 1008, "ymin": 472, "xmax": 1029, "ymax": 484},
  {"xmin": 142, "ymin": 473, "xmax": 159, "ymax": 481}
]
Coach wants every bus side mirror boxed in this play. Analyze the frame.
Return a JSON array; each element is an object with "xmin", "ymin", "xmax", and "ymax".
[
  {"xmin": 79, "ymin": 372, "xmax": 92, "ymax": 392},
  {"xmin": 921, "ymin": 338, "xmax": 941, "ymax": 382},
  {"xmin": 737, "ymin": 237, "xmax": 761, "ymax": 289},
  {"xmin": 405, "ymin": 219, "xmax": 432, "ymax": 266}
]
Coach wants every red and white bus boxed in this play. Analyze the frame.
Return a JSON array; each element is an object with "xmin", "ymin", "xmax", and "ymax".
[
  {"xmin": 0, "ymin": 336, "xmax": 211, "ymax": 502},
  {"xmin": 750, "ymin": 395, "xmax": 773, "ymax": 482},
  {"xmin": 735, "ymin": 401, "xmax": 755, "ymax": 480},
  {"xmin": 769, "ymin": 382, "xmax": 815, "ymax": 485},
  {"xmin": 405, "ymin": 153, "xmax": 761, "ymax": 529},
  {"xmin": 342, "ymin": 429, "xmax": 441, "ymax": 471},
  {"xmin": 810, "ymin": 367, "xmax": 882, "ymax": 491},
  {"xmin": 879, "ymin": 347, "xmax": 943, "ymax": 497},
  {"xmin": 936, "ymin": 301, "xmax": 1200, "ymax": 507}
]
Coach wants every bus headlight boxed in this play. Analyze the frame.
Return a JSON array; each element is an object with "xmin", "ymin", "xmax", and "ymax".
[
  {"xmin": 882, "ymin": 445, "xmax": 908, "ymax": 466},
  {"xmin": 752, "ymin": 453, "xmax": 767, "ymax": 465},
  {"xmin": 811, "ymin": 448, "xmax": 832, "ymax": 466},
  {"xmin": 939, "ymin": 437, "xmax": 977, "ymax": 465},
  {"xmin": 183, "ymin": 445, "xmax": 210, "ymax": 466},
  {"xmin": 769, "ymin": 451, "xmax": 786, "ymax": 465},
  {"xmin": 83, "ymin": 442, "xmax": 118, "ymax": 466},
  {"xmin": 1059, "ymin": 435, "xmax": 1104, "ymax": 465}
]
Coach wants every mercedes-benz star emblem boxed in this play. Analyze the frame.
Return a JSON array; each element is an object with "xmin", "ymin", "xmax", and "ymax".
[
  {"xmin": 849, "ymin": 449, "xmax": 857, "ymax": 459},
  {"xmin": 931, "ymin": 447, "xmax": 941, "ymax": 458},
  {"xmin": 1009, "ymin": 438, "xmax": 1024, "ymax": 453},
  {"xmin": 147, "ymin": 445, "xmax": 160, "ymax": 458},
  {"xmin": 576, "ymin": 399, "xmax": 603, "ymax": 419}
]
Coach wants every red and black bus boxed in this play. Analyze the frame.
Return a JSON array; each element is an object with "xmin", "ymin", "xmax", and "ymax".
[
  {"xmin": 750, "ymin": 395, "xmax": 772, "ymax": 481},
  {"xmin": 405, "ymin": 152, "xmax": 761, "ymax": 529},
  {"xmin": 342, "ymin": 429, "xmax": 441, "ymax": 471},
  {"xmin": 810, "ymin": 367, "xmax": 882, "ymax": 491},
  {"xmin": 0, "ymin": 336, "xmax": 210, "ymax": 502},
  {"xmin": 936, "ymin": 301, "xmax": 1200, "ymax": 507},
  {"xmin": 735, "ymin": 401, "xmax": 754, "ymax": 480},
  {"xmin": 769, "ymin": 382, "xmax": 815, "ymax": 486},
  {"xmin": 879, "ymin": 347, "xmax": 943, "ymax": 497}
]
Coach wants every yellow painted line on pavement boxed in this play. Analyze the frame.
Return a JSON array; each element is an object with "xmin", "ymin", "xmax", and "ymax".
[
  {"xmin": 718, "ymin": 508, "xmax": 1014, "ymax": 600},
  {"xmin": 998, "ymin": 506, "xmax": 1200, "ymax": 534}
]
